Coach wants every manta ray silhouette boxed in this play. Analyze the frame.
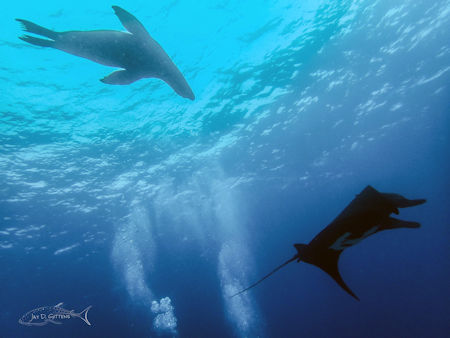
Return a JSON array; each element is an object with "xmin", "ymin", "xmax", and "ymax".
[
  {"xmin": 231, "ymin": 185, "xmax": 426, "ymax": 300},
  {"xmin": 16, "ymin": 6, "xmax": 195, "ymax": 100}
]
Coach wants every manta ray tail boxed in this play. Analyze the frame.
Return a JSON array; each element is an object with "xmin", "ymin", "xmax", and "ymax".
[
  {"xmin": 16, "ymin": 19, "xmax": 58, "ymax": 40},
  {"xmin": 230, "ymin": 255, "xmax": 298, "ymax": 298}
]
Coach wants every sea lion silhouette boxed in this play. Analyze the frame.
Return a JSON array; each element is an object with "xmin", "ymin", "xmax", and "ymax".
[
  {"xmin": 16, "ymin": 6, "xmax": 195, "ymax": 100},
  {"xmin": 231, "ymin": 185, "xmax": 426, "ymax": 300}
]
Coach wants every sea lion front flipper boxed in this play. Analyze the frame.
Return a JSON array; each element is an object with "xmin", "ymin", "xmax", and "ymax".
[
  {"xmin": 112, "ymin": 6, "xmax": 150, "ymax": 38},
  {"xmin": 100, "ymin": 69, "xmax": 141, "ymax": 85}
]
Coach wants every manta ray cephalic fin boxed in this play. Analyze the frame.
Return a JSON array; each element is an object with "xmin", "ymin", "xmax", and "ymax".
[
  {"xmin": 380, "ymin": 216, "xmax": 421, "ymax": 230},
  {"xmin": 382, "ymin": 193, "xmax": 427, "ymax": 208}
]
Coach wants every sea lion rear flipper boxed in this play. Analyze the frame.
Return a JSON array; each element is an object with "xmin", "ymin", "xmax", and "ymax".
[
  {"xmin": 112, "ymin": 6, "xmax": 151, "ymax": 38},
  {"xmin": 19, "ymin": 35, "xmax": 54, "ymax": 47},
  {"xmin": 16, "ymin": 19, "xmax": 58, "ymax": 40},
  {"xmin": 100, "ymin": 70, "xmax": 141, "ymax": 85}
]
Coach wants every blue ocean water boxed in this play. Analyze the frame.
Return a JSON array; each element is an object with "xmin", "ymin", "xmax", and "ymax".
[{"xmin": 1, "ymin": 0, "xmax": 449, "ymax": 337}]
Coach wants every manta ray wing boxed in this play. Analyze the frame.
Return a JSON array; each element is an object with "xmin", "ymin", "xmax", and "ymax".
[{"xmin": 311, "ymin": 249, "xmax": 360, "ymax": 300}]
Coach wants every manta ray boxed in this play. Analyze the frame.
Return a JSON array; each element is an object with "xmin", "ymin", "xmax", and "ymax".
[
  {"xmin": 231, "ymin": 185, "xmax": 426, "ymax": 300},
  {"xmin": 16, "ymin": 6, "xmax": 195, "ymax": 100}
]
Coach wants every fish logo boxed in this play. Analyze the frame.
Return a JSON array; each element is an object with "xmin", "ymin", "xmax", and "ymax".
[{"xmin": 18, "ymin": 302, "xmax": 92, "ymax": 326}]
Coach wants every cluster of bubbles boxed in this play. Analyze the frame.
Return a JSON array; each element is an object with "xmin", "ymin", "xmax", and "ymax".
[{"xmin": 151, "ymin": 297, "xmax": 177, "ymax": 333}]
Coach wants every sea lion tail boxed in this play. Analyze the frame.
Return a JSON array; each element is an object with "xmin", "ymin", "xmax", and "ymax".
[{"xmin": 16, "ymin": 19, "xmax": 58, "ymax": 40}]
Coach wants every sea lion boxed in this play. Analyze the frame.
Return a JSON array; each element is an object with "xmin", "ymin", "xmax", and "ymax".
[{"xmin": 16, "ymin": 6, "xmax": 195, "ymax": 100}]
